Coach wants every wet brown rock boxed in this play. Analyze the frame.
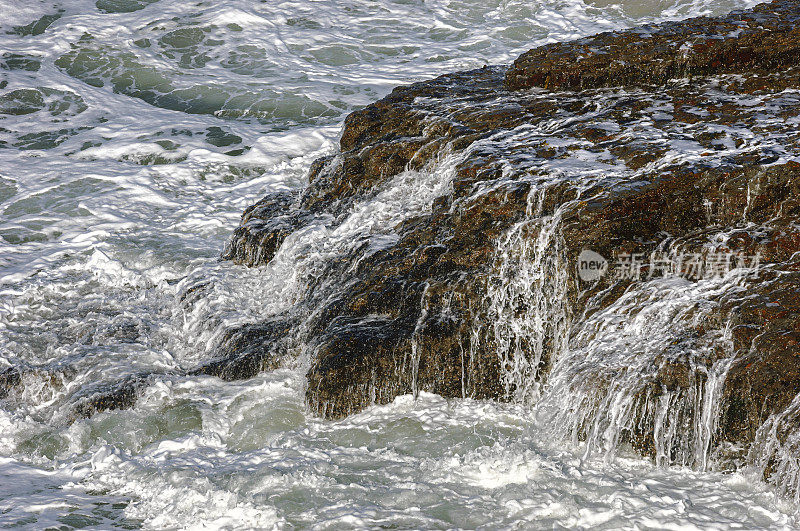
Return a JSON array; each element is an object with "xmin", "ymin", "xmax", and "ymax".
[
  {"xmin": 307, "ymin": 316, "xmax": 414, "ymax": 418},
  {"xmin": 505, "ymin": 0, "xmax": 800, "ymax": 91},
  {"xmin": 218, "ymin": 0, "xmax": 800, "ymax": 488},
  {"xmin": 718, "ymin": 267, "xmax": 800, "ymax": 444}
]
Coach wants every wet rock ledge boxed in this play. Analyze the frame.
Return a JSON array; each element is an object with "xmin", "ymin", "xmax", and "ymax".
[{"xmin": 218, "ymin": 0, "xmax": 800, "ymax": 487}]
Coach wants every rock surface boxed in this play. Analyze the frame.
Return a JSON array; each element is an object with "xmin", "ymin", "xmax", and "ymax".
[
  {"xmin": 506, "ymin": 0, "xmax": 800, "ymax": 91},
  {"xmin": 219, "ymin": 2, "xmax": 800, "ymax": 483}
]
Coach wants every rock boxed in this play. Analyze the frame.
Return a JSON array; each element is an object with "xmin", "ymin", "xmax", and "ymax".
[
  {"xmin": 307, "ymin": 316, "xmax": 414, "ymax": 418},
  {"xmin": 505, "ymin": 0, "xmax": 800, "ymax": 91},
  {"xmin": 191, "ymin": 318, "xmax": 294, "ymax": 381},
  {"xmin": 0, "ymin": 361, "xmax": 156, "ymax": 424},
  {"xmin": 69, "ymin": 373, "xmax": 152, "ymax": 420},
  {"xmin": 223, "ymin": 191, "xmax": 316, "ymax": 267},
  {"xmin": 718, "ymin": 265, "xmax": 800, "ymax": 445},
  {"xmin": 0, "ymin": 364, "xmax": 77, "ymax": 404},
  {"xmin": 0, "ymin": 366, "xmax": 21, "ymax": 399},
  {"xmin": 220, "ymin": 0, "xmax": 800, "ymax": 489}
]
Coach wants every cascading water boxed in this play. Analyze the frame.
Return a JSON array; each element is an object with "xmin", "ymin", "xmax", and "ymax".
[
  {"xmin": 532, "ymin": 275, "xmax": 743, "ymax": 468},
  {"xmin": 478, "ymin": 179, "xmax": 741, "ymax": 469},
  {"xmin": 485, "ymin": 187, "xmax": 571, "ymax": 404},
  {"xmin": 750, "ymin": 391, "xmax": 800, "ymax": 503},
  {"xmin": 178, "ymin": 146, "xmax": 462, "ymax": 360}
]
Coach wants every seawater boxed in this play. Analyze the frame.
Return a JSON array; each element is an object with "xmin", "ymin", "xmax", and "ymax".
[{"xmin": 1, "ymin": 0, "xmax": 796, "ymax": 528}]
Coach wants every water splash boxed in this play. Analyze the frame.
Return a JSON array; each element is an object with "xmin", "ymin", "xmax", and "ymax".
[
  {"xmin": 484, "ymin": 187, "xmax": 571, "ymax": 404},
  {"xmin": 410, "ymin": 283, "xmax": 431, "ymax": 400},
  {"xmin": 749, "ymin": 393, "xmax": 800, "ymax": 503},
  {"xmin": 534, "ymin": 273, "xmax": 742, "ymax": 469}
]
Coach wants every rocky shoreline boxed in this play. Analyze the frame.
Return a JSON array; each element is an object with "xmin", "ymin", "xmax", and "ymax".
[
  {"xmin": 4, "ymin": 0, "xmax": 800, "ymax": 498},
  {"xmin": 219, "ymin": 0, "xmax": 800, "ymax": 490}
]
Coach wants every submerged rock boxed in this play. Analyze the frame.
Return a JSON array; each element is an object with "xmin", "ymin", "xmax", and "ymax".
[
  {"xmin": 191, "ymin": 318, "xmax": 295, "ymax": 381},
  {"xmin": 69, "ymin": 373, "xmax": 152, "ymax": 421},
  {"xmin": 0, "ymin": 366, "xmax": 21, "ymax": 399},
  {"xmin": 220, "ymin": 0, "xmax": 800, "ymax": 494}
]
